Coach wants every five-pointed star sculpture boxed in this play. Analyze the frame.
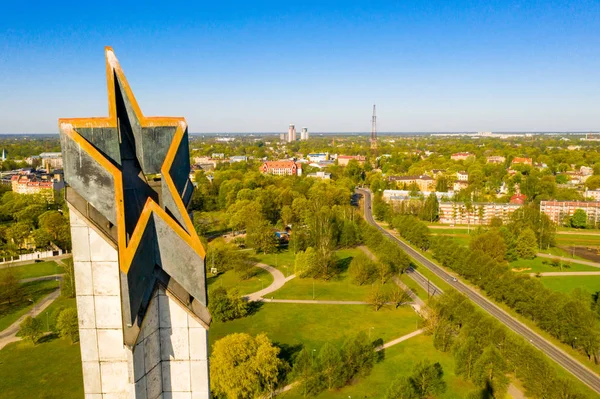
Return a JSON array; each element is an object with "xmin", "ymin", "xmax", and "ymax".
[{"xmin": 59, "ymin": 47, "xmax": 208, "ymax": 345}]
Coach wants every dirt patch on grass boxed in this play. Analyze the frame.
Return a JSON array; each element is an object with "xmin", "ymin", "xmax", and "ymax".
[
  {"xmin": 511, "ymin": 268, "xmax": 531, "ymax": 272},
  {"xmin": 563, "ymin": 246, "xmax": 600, "ymax": 263}
]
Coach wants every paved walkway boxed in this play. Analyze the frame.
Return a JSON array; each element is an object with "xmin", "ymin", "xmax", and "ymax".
[
  {"xmin": 0, "ymin": 288, "xmax": 61, "ymax": 350},
  {"xmin": 536, "ymin": 253, "xmax": 600, "ymax": 268},
  {"xmin": 262, "ymin": 298, "xmax": 370, "ymax": 305},
  {"xmin": 20, "ymin": 274, "xmax": 63, "ymax": 284},
  {"xmin": 244, "ymin": 263, "xmax": 296, "ymax": 301}
]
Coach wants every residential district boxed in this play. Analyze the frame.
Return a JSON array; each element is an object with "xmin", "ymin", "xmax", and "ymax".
[{"xmin": 4, "ymin": 131, "xmax": 600, "ymax": 399}]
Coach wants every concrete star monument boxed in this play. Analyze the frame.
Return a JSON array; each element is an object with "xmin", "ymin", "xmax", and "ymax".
[{"xmin": 59, "ymin": 47, "xmax": 210, "ymax": 398}]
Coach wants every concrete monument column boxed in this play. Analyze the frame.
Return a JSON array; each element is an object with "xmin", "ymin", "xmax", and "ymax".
[{"xmin": 60, "ymin": 47, "xmax": 211, "ymax": 399}]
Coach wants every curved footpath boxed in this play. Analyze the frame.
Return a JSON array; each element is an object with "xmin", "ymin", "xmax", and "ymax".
[
  {"xmin": 358, "ymin": 188, "xmax": 600, "ymax": 395},
  {"xmin": 0, "ymin": 275, "xmax": 63, "ymax": 350}
]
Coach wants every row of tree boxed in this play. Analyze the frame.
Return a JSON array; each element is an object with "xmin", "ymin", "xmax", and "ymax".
[
  {"xmin": 391, "ymin": 215, "xmax": 431, "ymax": 251},
  {"xmin": 292, "ymin": 331, "xmax": 377, "ymax": 397},
  {"xmin": 430, "ymin": 236, "xmax": 600, "ymax": 363},
  {"xmin": 428, "ymin": 291, "xmax": 589, "ymax": 398}
]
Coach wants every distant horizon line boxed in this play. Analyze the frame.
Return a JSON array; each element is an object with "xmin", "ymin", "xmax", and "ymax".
[{"xmin": 0, "ymin": 130, "xmax": 598, "ymax": 136}]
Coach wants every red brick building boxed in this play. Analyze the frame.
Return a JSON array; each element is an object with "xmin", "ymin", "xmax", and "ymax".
[{"xmin": 260, "ymin": 160, "xmax": 302, "ymax": 176}]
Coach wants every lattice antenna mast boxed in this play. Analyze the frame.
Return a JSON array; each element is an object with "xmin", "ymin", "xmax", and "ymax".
[{"xmin": 370, "ymin": 104, "xmax": 377, "ymax": 148}]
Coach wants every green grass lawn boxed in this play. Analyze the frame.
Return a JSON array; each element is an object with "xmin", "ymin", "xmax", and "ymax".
[
  {"xmin": 556, "ymin": 234, "xmax": 600, "ymax": 247},
  {"xmin": 206, "ymin": 266, "xmax": 274, "ymax": 296},
  {"xmin": 280, "ymin": 334, "xmax": 477, "ymax": 399},
  {"xmin": 0, "ymin": 261, "xmax": 63, "ymax": 280},
  {"xmin": 0, "ymin": 279, "xmax": 59, "ymax": 332},
  {"xmin": 256, "ymin": 248, "xmax": 297, "ymax": 274},
  {"xmin": 0, "ymin": 337, "xmax": 83, "ymax": 399},
  {"xmin": 538, "ymin": 275, "xmax": 600, "ymax": 295},
  {"xmin": 269, "ymin": 248, "xmax": 392, "ymax": 301},
  {"xmin": 539, "ymin": 246, "xmax": 587, "ymax": 260},
  {"xmin": 209, "ymin": 303, "xmax": 421, "ymax": 353},
  {"xmin": 510, "ymin": 257, "xmax": 599, "ymax": 273}
]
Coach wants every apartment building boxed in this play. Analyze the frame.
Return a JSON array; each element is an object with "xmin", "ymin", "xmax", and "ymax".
[
  {"xmin": 439, "ymin": 202, "xmax": 522, "ymax": 225},
  {"xmin": 540, "ymin": 201, "xmax": 600, "ymax": 224},
  {"xmin": 260, "ymin": 160, "xmax": 302, "ymax": 176}
]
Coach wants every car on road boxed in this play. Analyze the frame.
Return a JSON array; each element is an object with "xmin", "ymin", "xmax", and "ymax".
[{"xmin": 452, "ymin": 277, "xmax": 457, "ymax": 282}]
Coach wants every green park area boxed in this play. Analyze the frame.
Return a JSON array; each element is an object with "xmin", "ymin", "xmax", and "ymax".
[
  {"xmin": 207, "ymin": 265, "xmax": 274, "ymax": 296},
  {"xmin": 281, "ymin": 334, "xmax": 477, "ymax": 399},
  {"xmin": 538, "ymin": 275, "xmax": 600, "ymax": 295},
  {"xmin": 256, "ymin": 249, "xmax": 297, "ymax": 275},
  {"xmin": 0, "ymin": 261, "xmax": 63, "ymax": 279},
  {"xmin": 0, "ymin": 328, "xmax": 83, "ymax": 399},
  {"xmin": 269, "ymin": 248, "xmax": 400, "ymax": 301},
  {"xmin": 555, "ymin": 233, "xmax": 600, "ymax": 248},
  {"xmin": 509, "ymin": 257, "xmax": 598, "ymax": 273},
  {"xmin": 209, "ymin": 302, "xmax": 421, "ymax": 353},
  {"xmin": 0, "ymin": 279, "xmax": 59, "ymax": 331}
]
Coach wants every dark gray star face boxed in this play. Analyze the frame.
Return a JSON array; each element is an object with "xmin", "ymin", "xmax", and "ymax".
[{"xmin": 59, "ymin": 48, "xmax": 209, "ymax": 346}]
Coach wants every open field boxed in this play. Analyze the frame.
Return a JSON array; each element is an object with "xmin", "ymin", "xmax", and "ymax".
[
  {"xmin": 269, "ymin": 248, "xmax": 390, "ymax": 301},
  {"xmin": 0, "ymin": 261, "xmax": 62, "ymax": 279},
  {"xmin": 510, "ymin": 257, "xmax": 599, "ymax": 273},
  {"xmin": 0, "ymin": 279, "xmax": 59, "ymax": 332},
  {"xmin": 0, "ymin": 336, "xmax": 83, "ymax": 399},
  {"xmin": 209, "ymin": 302, "xmax": 421, "ymax": 353},
  {"xmin": 206, "ymin": 265, "xmax": 274, "ymax": 296},
  {"xmin": 256, "ymin": 249, "xmax": 297, "ymax": 275},
  {"xmin": 538, "ymin": 275, "xmax": 600, "ymax": 295},
  {"xmin": 281, "ymin": 334, "xmax": 478, "ymax": 399},
  {"xmin": 555, "ymin": 234, "xmax": 600, "ymax": 248}
]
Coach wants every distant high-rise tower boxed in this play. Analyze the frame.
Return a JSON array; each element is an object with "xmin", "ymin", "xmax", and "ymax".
[
  {"xmin": 370, "ymin": 105, "xmax": 377, "ymax": 149},
  {"xmin": 288, "ymin": 124, "xmax": 296, "ymax": 142},
  {"xmin": 1, "ymin": 149, "xmax": 6, "ymax": 162},
  {"xmin": 300, "ymin": 127, "xmax": 309, "ymax": 140}
]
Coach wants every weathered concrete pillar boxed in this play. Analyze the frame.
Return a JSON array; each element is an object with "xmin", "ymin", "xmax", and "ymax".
[{"xmin": 61, "ymin": 47, "xmax": 210, "ymax": 399}]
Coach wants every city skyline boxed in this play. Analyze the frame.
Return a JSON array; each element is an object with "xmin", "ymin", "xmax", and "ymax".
[{"xmin": 1, "ymin": 1, "xmax": 599, "ymax": 133}]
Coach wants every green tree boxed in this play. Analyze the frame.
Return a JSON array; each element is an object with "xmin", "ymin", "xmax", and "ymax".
[
  {"xmin": 56, "ymin": 308, "xmax": 79, "ymax": 343},
  {"xmin": 396, "ymin": 360, "xmax": 447, "ymax": 399},
  {"xmin": 0, "ymin": 267, "xmax": 20, "ymax": 304},
  {"xmin": 210, "ymin": 333, "xmax": 287, "ymax": 398},
  {"xmin": 348, "ymin": 252, "xmax": 377, "ymax": 285},
  {"xmin": 367, "ymin": 284, "xmax": 388, "ymax": 311},
  {"xmin": 319, "ymin": 342, "xmax": 344, "ymax": 390},
  {"xmin": 293, "ymin": 347, "xmax": 323, "ymax": 396},
  {"xmin": 472, "ymin": 346, "xmax": 509, "ymax": 398},
  {"xmin": 208, "ymin": 287, "xmax": 248, "ymax": 322},
  {"xmin": 454, "ymin": 337, "xmax": 480, "ymax": 379},
  {"xmin": 246, "ymin": 218, "xmax": 277, "ymax": 254},
  {"xmin": 420, "ymin": 193, "xmax": 439, "ymax": 222},
  {"xmin": 61, "ymin": 258, "xmax": 76, "ymax": 298},
  {"xmin": 436, "ymin": 176, "xmax": 449, "ymax": 192},
  {"xmin": 571, "ymin": 209, "xmax": 587, "ymax": 229},
  {"xmin": 515, "ymin": 228, "xmax": 538, "ymax": 259},
  {"xmin": 32, "ymin": 229, "xmax": 52, "ymax": 249},
  {"xmin": 19, "ymin": 316, "xmax": 43, "ymax": 344},
  {"xmin": 390, "ymin": 286, "xmax": 412, "ymax": 308},
  {"xmin": 341, "ymin": 331, "xmax": 376, "ymax": 382},
  {"xmin": 470, "ymin": 231, "xmax": 506, "ymax": 262}
]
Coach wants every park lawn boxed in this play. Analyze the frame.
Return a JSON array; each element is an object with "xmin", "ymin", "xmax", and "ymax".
[
  {"xmin": 0, "ymin": 261, "xmax": 63, "ymax": 280},
  {"xmin": 206, "ymin": 266, "xmax": 274, "ymax": 296},
  {"xmin": 281, "ymin": 334, "xmax": 477, "ymax": 399},
  {"xmin": 555, "ymin": 234, "xmax": 600, "ymax": 247},
  {"xmin": 538, "ymin": 275, "xmax": 600, "ymax": 295},
  {"xmin": 256, "ymin": 248, "xmax": 297, "ymax": 274},
  {"xmin": 35, "ymin": 296, "xmax": 77, "ymax": 333},
  {"xmin": 270, "ymin": 273, "xmax": 395, "ymax": 301},
  {"xmin": 209, "ymin": 303, "xmax": 421, "ymax": 353},
  {"xmin": 510, "ymin": 257, "xmax": 599, "ymax": 273},
  {"xmin": 269, "ymin": 248, "xmax": 386, "ymax": 301},
  {"xmin": 0, "ymin": 337, "xmax": 83, "ymax": 399},
  {"xmin": 0, "ymin": 279, "xmax": 59, "ymax": 332},
  {"xmin": 539, "ymin": 246, "xmax": 587, "ymax": 261},
  {"xmin": 430, "ymin": 233, "xmax": 470, "ymax": 247}
]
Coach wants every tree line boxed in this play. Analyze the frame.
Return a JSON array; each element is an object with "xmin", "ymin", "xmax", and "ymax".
[{"xmin": 428, "ymin": 291, "xmax": 589, "ymax": 399}]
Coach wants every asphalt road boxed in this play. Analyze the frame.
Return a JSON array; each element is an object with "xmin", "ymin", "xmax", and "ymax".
[{"xmin": 358, "ymin": 188, "xmax": 600, "ymax": 394}]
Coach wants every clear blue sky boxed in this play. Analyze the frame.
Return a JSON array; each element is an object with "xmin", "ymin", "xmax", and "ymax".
[{"xmin": 1, "ymin": 1, "xmax": 599, "ymax": 133}]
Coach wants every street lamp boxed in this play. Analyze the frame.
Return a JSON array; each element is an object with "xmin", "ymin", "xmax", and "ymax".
[
  {"xmin": 369, "ymin": 327, "xmax": 374, "ymax": 340},
  {"xmin": 312, "ymin": 349, "xmax": 316, "ymax": 366},
  {"xmin": 258, "ymin": 278, "xmax": 263, "ymax": 290},
  {"xmin": 312, "ymin": 280, "xmax": 315, "ymax": 300}
]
